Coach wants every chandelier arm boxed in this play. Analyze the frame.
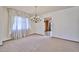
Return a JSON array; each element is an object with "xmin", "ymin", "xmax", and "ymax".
[
  {"xmin": 31, "ymin": 6, "xmax": 41, "ymax": 23},
  {"xmin": 35, "ymin": 6, "xmax": 37, "ymax": 16}
]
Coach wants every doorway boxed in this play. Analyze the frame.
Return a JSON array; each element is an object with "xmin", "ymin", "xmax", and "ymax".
[{"xmin": 44, "ymin": 17, "xmax": 52, "ymax": 36}]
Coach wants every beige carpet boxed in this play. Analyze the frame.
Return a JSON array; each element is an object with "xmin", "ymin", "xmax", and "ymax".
[{"xmin": 0, "ymin": 34, "xmax": 79, "ymax": 52}]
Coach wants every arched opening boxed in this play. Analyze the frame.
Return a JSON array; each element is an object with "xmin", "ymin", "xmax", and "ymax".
[{"xmin": 44, "ymin": 17, "xmax": 52, "ymax": 36}]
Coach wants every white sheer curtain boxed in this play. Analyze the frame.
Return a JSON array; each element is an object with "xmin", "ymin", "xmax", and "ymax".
[{"xmin": 8, "ymin": 8, "xmax": 29, "ymax": 39}]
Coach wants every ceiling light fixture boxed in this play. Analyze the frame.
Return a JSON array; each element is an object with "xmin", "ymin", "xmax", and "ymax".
[{"xmin": 30, "ymin": 6, "xmax": 41, "ymax": 23}]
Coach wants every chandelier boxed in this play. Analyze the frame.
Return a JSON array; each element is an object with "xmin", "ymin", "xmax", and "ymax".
[{"xmin": 30, "ymin": 6, "xmax": 41, "ymax": 23}]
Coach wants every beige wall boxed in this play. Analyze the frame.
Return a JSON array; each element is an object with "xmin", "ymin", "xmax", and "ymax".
[
  {"xmin": 0, "ymin": 7, "xmax": 9, "ymax": 44},
  {"xmin": 0, "ymin": 7, "xmax": 3, "ymax": 45},
  {"xmin": 29, "ymin": 18, "xmax": 45, "ymax": 35},
  {"xmin": 42, "ymin": 7, "xmax": 79, "ymax": 42}
]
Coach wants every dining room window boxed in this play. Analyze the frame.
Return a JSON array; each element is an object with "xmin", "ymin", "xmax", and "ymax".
[{"xmin": 12, "ymin": 16, "xmax": 29, "ymax": 31}]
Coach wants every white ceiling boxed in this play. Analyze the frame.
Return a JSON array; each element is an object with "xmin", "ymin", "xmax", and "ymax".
[{"xmin": 6, "ymin": 6, "xmax": 73, "ymax": 16}]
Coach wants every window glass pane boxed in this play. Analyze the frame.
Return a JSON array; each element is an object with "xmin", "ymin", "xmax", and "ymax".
[
  {"xmin": 12, "ymin": 16, "xmax": 29, "ymax": 31},
  {"xmin": 25, "ymin": 18, "xmax": 29, "ymax": 30},
  {"xmin": 17, "ymin": 16, "xmax": 22, "ymax": 30}
]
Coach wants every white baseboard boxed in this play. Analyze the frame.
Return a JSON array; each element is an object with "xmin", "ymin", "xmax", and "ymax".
[
  {"xmin": 52, "ymin": 34, "xmax": 79, "ymax": 42},
  {"xmin": 2, "ymin": 37, "xmax": 11, "ymax": 42},
  {"xmin": 0, "ymin": 37, "xmax": 11, "ymax": 45}
]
